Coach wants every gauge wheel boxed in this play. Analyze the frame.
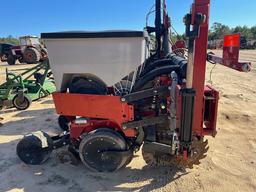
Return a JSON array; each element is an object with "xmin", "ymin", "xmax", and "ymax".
[{"xmin": 79, "ymin": 128, "xmax": 129, "ymax": 172}]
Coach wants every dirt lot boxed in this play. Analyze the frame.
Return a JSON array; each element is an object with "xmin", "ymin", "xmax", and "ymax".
[{"xmin": 0, "ymin": 50, "xmax": 256, "ymax": 192}]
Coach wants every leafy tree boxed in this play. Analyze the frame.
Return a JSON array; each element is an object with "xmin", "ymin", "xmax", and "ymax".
[
  {"xmin": 0, "ymin": 36, "xmax": 19, "ymax": 45},
  {"xmin": 233, "ymin": 25, "xmax": 253, "ymax": 39},
  {"xmin": 208, "ymin": 22, "xmax": 231, "ymax": 40},
  {"xmin": 171, "ymin": 32, "xmax": 186, "ymax": 43},
  {"xmin": 251, "ymin": 26, "xmax": 256, "ymax": 39}
]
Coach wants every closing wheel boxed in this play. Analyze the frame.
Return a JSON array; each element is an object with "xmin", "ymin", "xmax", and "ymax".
[
  {"xmin": 142, "ymin": 145, "xmax": 169, "ymax": 167},
  {"xmin": 142, "ymin": 137, "xmax": 209, "ymax": 168},
  {"xmin": 16, "ymin": 131, "xmax": 53, "ymax": 165},
  {"xmin": 12, "ymin": 94, "xmax": 32, "ymax": 110},
  {"xmin": 79, "ymin": 128, "xmax": 129, "ymax": 172}
]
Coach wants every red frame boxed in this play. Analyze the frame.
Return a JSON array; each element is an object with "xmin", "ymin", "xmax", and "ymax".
[
  {"xmin": 191, "ymin": 0, "xmax": 210, "ymax": 136},
  {"xmin": 172, "ymin": 40, "xmax": 186, "ymax": 55},
  {"xmin": 52, "ymin": 92, "xmax": 135, "ymax": 137},
  {"xmin": 70, "ymin": 119, "xmax": 136, "ymax": 139},
  {"xmin": 52, "ymin": 0, "xmax": 218, "ymax": 142},
  {"xmin": 202, "ymin": 85, "xmax": 219, "ymax": 137}
]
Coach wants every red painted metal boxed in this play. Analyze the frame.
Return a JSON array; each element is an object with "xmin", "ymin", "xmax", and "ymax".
[
  {"xmin": 70, "ymin": 119, "xmax": 136, "ymax": 139},
  {"xmin": 207, "ymin": 34, "xmax": 252, "ymax": 72},
  {"xmin": 202, "ymin": 86, "xmax": 219, "ymax": 137},
  {"xmin": 11, "ymin": 45, "xmax": 21, "ymax": 49},
  {"xmin": 208, "ymin": 53, "xmax": 252, "ymax": 72},
  {"xmin": 158, "ymin": 75, "xmax": 172, "ymax": 86},
  {"xmin": 52, "ymin": 92, "xmax": 134, "ymax": 131},
  {"xmin": 223, "ymin": 34, "xmax": 240, "ymax": 47},
  {"xmin": 65, "ymin": 116, "xmax": 76, "ymax": 122},
  {"xmin": 191, "ymin": 0, "xmax": 210, "ymax": 136},
  {"xmin": 183, "ymin": 149, "xmax": 188, "ymax": 160},
  {"xmin": 172, "ymin": 40, "xmax": 186, "ymax": 55}
]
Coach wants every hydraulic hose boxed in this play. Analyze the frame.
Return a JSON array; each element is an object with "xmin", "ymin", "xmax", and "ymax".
[
  {"xmin": 140, "ymin": 53, "xmax": 187, "ymax": 77},
  {"xmin": 132, "ymin": 65, "xmax": 181, "ymax": 92},
  {"xmin": 140, "ymin": 59, "xmax": 176, "ymax": 77}
]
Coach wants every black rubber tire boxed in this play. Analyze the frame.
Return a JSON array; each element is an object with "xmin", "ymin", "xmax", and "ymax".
[
  {"xmin": 23, "ymin": 47, "xmax": 41, "ymax": 64},
  {"xmin": 71, "ymin": 74, "xmax": 107, "ymax": 88},
  {"xmin": 58, "ymin": 115, "xmax": 70, "ymax": 131},
  {"xmin": 16, "ymin": 131, "xmax": 53, "ymax": 165},
  {"xmin": 18, "ymin": 57, "xmax": 24, "ymax": 64},
  {"xmin": 69, "ymin": 75, "xmax": 107, "ymax": 95},
  {"xmin": 7, "ymin": 55, "xmax": 16, "ymax": 65},
  {"xmin": 79, "ymin": 128, "xmax": 128, "ymax": 172},
  {"xmin": 12, "ymin": 94, "xmax": 31, "ymax": 110}
]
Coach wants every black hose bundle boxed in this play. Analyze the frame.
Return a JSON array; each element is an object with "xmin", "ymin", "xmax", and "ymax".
[
  {"xmin": 132, "ymin": 65, "xmax": 180, "ymax": 91},
  {"xmin": 132, "ymin": 54, "xmax": 188, "ymax": 92}
]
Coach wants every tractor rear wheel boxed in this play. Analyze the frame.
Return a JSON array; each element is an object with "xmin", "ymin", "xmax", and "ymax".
[
  {"xmin": 16, "ymin": 131, "xmax": 53, "ymax": 165},
  {"xmin": 7, "ymin": 55, "xmax": 16, "ymax": 65},
  {"xmin": 23, "ymin": 47, "xmax": 41, "ymax": 64},
  {"xmin": 12, "ymin": 94, "xmax": 31, "ymax": 110},
  {"xmin": 79, "ymin": 128, "xmax": 129, "ymax": 172}
]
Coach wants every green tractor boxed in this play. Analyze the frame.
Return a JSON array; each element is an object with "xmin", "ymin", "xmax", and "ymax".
[{"xmin": 0, "ymin": 60, "xmax": 56, "ymax": 110}]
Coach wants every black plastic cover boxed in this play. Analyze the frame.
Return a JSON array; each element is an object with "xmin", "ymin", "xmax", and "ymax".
[{"xmin": 41, "ymin": 30, "xmax": 144, "ymax": 39}]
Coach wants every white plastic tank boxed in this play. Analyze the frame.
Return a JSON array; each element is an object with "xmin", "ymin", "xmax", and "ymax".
[{"xmin": 41, "ymin": 31, "xmax": 146, "ymax": 91}]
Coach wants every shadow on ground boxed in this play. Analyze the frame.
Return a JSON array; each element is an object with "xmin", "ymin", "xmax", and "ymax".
[{"xmin": 40, "ymin": 99, "xmax": 54, "ymax": 105}]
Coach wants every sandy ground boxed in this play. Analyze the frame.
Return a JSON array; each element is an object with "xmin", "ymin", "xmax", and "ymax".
[{"xmin": 0, "ymin": 50, "xmax": 256, "ymax": 192}]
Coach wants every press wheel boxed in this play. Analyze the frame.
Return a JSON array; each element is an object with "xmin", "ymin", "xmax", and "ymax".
[{"xmin": 16, "ymin": 131, "xmax": 53, "ymax": 165}]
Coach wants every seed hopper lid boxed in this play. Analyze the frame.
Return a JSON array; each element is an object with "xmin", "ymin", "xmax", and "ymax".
[{"xmin": 41, "ymin": 30, "xmax": 144, "ymax": 39}]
